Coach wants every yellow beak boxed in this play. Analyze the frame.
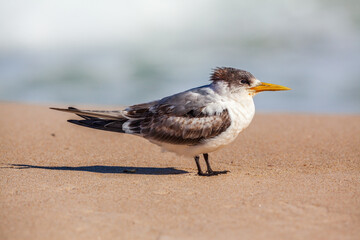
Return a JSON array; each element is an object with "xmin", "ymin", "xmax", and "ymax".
[{"xmin": 250, "ymin": 82, "xmax": 291, "ymax": 93}]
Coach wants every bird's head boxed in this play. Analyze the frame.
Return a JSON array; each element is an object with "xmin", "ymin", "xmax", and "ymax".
[{"xmin": 210, "ymin": 67, "xmax": 291, "ymax": 95}]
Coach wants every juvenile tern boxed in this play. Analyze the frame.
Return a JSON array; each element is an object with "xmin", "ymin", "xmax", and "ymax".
[{"xmin": 51, "ymin": 67, "xmax": 290, "ymax": 176}]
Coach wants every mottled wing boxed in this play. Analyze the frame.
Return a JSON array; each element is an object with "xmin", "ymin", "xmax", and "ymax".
[
  {"xmin": 122, "ymin": 86, "xmax": 231, "ymax": 145},
  {"xmin": 140, "ymin": 105, "xmax": 231, "ymax": 145}
]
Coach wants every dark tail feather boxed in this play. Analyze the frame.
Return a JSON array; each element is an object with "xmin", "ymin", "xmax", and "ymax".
[
  {"xmin": 68, "ymin": 119, "xmax": 127, "ymax": 133},
  {"xmin": 50, "ymin": 106, "xmax": 128, "ymax": 133}
]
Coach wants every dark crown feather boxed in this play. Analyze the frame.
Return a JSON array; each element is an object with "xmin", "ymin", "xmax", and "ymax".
[{"xmin": 210, "ymin": 67, "xmax": 255, "ymax": 86}]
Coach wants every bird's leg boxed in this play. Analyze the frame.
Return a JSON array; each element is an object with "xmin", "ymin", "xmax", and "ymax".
[
  {"xmin": 203, "ymin": 153, "xmax": 229, "ymax": 176},
  {"xmin": 203, "ymin": 153, "xmax": 213, "ymax": 173},
  {"xmin": 194, "ymin": 156, "xmax": 205, "ymax": 175}
]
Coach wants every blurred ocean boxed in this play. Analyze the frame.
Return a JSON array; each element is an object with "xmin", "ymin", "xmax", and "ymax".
[{"xmin": 0, "ymin": 0, "xmax": 359, "ymax": 113}]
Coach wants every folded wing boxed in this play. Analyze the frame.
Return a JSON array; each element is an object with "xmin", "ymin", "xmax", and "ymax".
[{"xmin": 124, "ymin": 103, "xmax": 231, "ymax": 145}]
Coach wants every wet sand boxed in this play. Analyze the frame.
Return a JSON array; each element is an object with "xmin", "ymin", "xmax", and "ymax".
[{"xmin": 1, "ymin": 102, "xmax": 359, "ymax": 240}]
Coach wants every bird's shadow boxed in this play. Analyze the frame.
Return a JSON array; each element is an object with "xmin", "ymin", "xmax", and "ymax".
[{"xmin": 5, "ymin": 164, "xmax": 189, "ymax": 175}]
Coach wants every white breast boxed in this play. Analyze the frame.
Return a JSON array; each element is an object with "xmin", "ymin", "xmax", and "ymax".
[{"xmin": 185, "ymin": 93, "xmax": 255, "ymax": 156}]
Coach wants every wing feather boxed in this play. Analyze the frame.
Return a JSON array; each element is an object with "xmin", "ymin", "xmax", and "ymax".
[
  {"xmin": 140, "ymin": 108, "xmax": 231, "ymax": 145},
  {"xmin": 122, "ymin": 86, "xmax": 231, "ymax": 145}
]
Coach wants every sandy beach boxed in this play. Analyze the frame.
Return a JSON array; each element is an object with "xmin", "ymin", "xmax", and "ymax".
[{"xmin": 0, "ymin": 102, "xmax": 359, "ymax": 240}]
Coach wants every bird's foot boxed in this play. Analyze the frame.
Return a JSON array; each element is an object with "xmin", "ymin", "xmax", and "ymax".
[{"xmin": 197, "ymin": 170, "xmax": 229, "ymax": 176}]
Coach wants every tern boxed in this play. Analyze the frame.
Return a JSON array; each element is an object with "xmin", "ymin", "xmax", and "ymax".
[{"xmin": 51, "ymin": 67, "xmax": 290, "ymax": 176}]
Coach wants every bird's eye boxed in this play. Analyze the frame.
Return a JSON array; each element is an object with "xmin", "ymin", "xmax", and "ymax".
[{"xmin": 241, "ymin": 80, "xmax": 248, "ymax": 84}]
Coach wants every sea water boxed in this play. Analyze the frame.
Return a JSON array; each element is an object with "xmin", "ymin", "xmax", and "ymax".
[{"xmin": 0, "ymin": 0, "xmax": 359, "ymax": 113}]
